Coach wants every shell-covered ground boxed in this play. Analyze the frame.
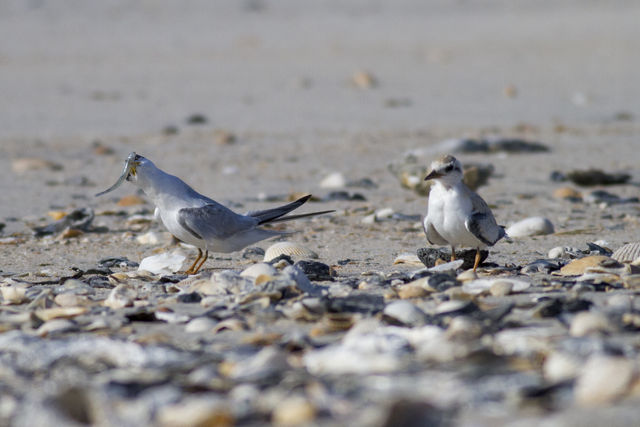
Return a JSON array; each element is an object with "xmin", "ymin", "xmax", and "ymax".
[{"xmin": 1, "ymin": 1, "xmax": 640, "ymax": 426}]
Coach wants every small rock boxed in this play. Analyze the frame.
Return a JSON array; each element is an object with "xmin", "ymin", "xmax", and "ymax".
[
  {"xmin": 294, "ymin": 260, "xmax": 333, "ymax": 281},
  {"xmin": 186, "ymin": 113, "xmax": 208, "ymax": 125},
  {"xmin": 185, "ymin": 317, "xmax": 217, "ymax": 333},
  {"xmin": 548, "ymin": 246, "xmax": 567, "ymax": 259},
  {"xmin": 506, "ymin": 217, "xmax": 554, "ymax": 237},
  {"xmin": 240, "ymin": 263, "xmax": 278, "ymax": 284},
  {"xmin": 396, "ymin": 284, "xmax": 429, "ymax": 299},
  {"xmin": 1, "ymin": 283, "xmax": 29, "ymax": 304},
  {"xmin": 32, "ymin": 207, "xmax": 94, "ymax": 237},
  {"xmin": 213, "ymin": 129, "xmax": 236, "ymax": 145},
  {"xmin": 565, "ymin": 169, "xmax": 631, "ymax": 186},
  {"xmin": 575, "ymin": 355, "xmax": 634, "ymax": 405},
  {"xmin": 584, "ymin": 190, "xmax": 638, "ymax": 205}
]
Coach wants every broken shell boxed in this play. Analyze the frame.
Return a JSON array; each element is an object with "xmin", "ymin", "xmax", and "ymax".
[
  {"xmin": 462, "ymin": 278, "xmax": 530, "ymax": 295},
  {"xmin": 1, "ymin": 282, "xmax": 29, "ymax": 305},
  {"xmin": 104, "ymin": 284, "xmax": 137, "ymax": 309},
  {"xmin": 558, "ymin": 256, "xmax": 616, "ymax": 276},
  {"xmin": 612, "ymin": 242, "xmax": 640, "ymax": 263},
  {"xmin": 264, "ymin": 242, "xmax": 318, "ymax": 262},
  {"xmin": 240, "ymin": 263, "xmax": 278, "ymax": 285},
  {"xmin": 393, "ymin": 253, "xmax": 423, "ymax": 266},
  {"xmin": 138, "ymin": 250, "xmax": 186, "ymax": 275},
  {"xmin": 35, "ymin": 306, "xmax": 88, "ymax": 321},
  {"xmin": 117, "ymin": 194, "xmax": 146, "ymax": 206}
]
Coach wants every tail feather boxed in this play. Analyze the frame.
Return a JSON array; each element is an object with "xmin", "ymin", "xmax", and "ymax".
[{"xmin": 248, "ymin": 195, "xmax": 332, "ymax": 225}]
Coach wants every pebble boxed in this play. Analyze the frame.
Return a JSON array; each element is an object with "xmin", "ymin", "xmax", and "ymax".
[
  {"xmin": 574, "ymin": 355, "xmax": 635, "ymax": 405},
  {"xmin": 351, "ymin": 70, "xmax": 377, "ymax": 89},
  {"xmin": 1, "ymin": 282, "xmax": 29, "ymax": 304},
  {"xmin": 489, "ymin": 280, "xmax": 514, "ymax": 296},
  {"xmin": 505, "ymin": 217, "xmax": 554, "ymax": 237},
  {"xmin": 565, "ymin": 169, "xmax": 631, "ymax": 186},
  {"xmin": 393, "ymin": 253, "xmax": 423, "ymax": 266},
  {"xmin": 240, "ymin": 263, "xmax": 278, "ymax": 284}
]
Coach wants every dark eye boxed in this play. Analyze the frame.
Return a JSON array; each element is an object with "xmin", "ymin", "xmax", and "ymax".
[{"xmin": 444, "ymin": 164, "xmax": 454, "ymax": 172}]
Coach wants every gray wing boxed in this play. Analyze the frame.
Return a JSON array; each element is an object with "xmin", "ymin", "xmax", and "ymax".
[
  {"xmin": 178, "ymin": 203, "xmax": 258, "ymax": 241},
  {"xmin": 464, "ymin": 191, "xmax": 505, "ymax": 246},
  {"xmin": 423, "ymin": 216, "xmax": 448, "ymax": 245}
]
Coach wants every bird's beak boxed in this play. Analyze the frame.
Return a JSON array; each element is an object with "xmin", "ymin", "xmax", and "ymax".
[{"xmin": 424, "ymin": 170, "xmax": 442, "ymax": 181}]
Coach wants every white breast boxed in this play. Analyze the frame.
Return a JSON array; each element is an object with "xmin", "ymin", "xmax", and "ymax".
[{"xmin": 427, "ymin": 183, "xmax": 485, "ymax": 248}]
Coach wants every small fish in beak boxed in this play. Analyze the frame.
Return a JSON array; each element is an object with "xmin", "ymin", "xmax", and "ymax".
[{"xmin": 95, "ymin": 152, "xmax": 140, "ymax": 197}]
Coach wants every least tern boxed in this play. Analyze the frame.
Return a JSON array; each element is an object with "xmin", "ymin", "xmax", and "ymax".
[
  {"xmin": 97, "ymin": 152, "xmax": 333, "ymax": 274},
  {"xmin": 423, "ymin": 154, "xmax": 505, "ymax": 271}
]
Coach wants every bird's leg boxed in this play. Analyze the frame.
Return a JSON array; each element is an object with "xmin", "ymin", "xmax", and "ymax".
[
  {"xmin": 185, "ymin": 248, "xmax": 203, "ymax": 275},
  {"xmin": 450, "ymin": 247, "xmax": 456, "ymax": 262},
  {"xmin": 473, "ymin": 249, "xmax": 481, "ymax": 272},
  {"xmin": 192, "ymin": 250, "xmax": 209, "ymax": 274}
]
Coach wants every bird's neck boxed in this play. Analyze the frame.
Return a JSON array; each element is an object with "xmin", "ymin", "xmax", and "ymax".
[{"xmin": 137, "ymin": 166, "xmax": 192, "ymax": 207}]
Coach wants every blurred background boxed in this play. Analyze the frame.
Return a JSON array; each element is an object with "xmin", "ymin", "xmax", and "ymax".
[{"xmin": 1, "ymin": 0, "xmax": 638, "ymax": 139}]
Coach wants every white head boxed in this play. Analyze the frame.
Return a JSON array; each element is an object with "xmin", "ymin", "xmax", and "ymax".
[{"xmin": 424, "ymin": 154, "xmax": 464, "ymax": 187}]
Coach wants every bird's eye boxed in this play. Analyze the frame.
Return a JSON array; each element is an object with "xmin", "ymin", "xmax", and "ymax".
[{"xmin": 444, "ymin": 164, "xmax": 454, "ymax": 172}]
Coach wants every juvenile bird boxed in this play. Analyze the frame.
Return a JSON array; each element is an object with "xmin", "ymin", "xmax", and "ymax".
[
  {"xmin": 97, "ymin": 153, "xmax": 333, "ymax": 274},
  {"xmin": 423, "ymin": 154, "xmax": 505, "ymax": 271}
]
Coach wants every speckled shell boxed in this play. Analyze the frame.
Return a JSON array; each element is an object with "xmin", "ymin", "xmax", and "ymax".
[
  {"xmin": 612, "ymin": 243, "xmax": 640, "ymax": 263},
  {"xmin": 263, "ymin": 242, "xmax": 318, "ymax": 262}
]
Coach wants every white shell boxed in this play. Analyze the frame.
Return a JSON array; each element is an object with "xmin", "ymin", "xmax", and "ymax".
[
  {"xmin": 462, "ymin": 278, "xmax": 531, "ymax": 295},
  {"xmin": 241, "ymin": 263, "xmax": 279, "ymax": 284},
  {"xmin": 612, "ymin": 242, "xmax": 640, "ymax": 263},
  {"xmin": 319, "ymin": 172, "xmax": 346, "ymax": 189},
  {"xmin": 506, "ymin": 217, "xmax": 554, "ymax": 238},
  {"xmin": 392, "ymin": 253, "xmax": 423, "ymax": 266},
  {"xmin": 263, "ymin": 242, "xmax": 318, "ymax": 262},
  {"xmin": 138, "ymin": 250, "xmax": 186, "ymax": 275}
]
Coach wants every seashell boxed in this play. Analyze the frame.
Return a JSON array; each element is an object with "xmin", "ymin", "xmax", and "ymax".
[
  {"xmin": 553, "ymin": 187, "xmax": 582, "ymax": 201},
  {"xmin": 558, "ymin": 256, "xmax": 616, "ymax": 276},
  {"xmin": 272, "ymin": 397, "xmax": 316, "ymax": 426},
  {"xmin": 136, "ymin": 231, "xmax": 169, "ymax": 245},
  {"xmin": 383, "ymin": 300, "xmax": 428, "ymax": 326},
  {"xmin": 185, "ymin": 317, "xmax": 217, "ymax": 333},
  {"xmin": 351, "ymin": 70, "xmax": 377, "ymax": 89},
  {"xmin": 392, "ymin": 253, "xmax": 423, "ymax": 266},
  {"xmin": 264, "ymin": 242, "xmax": 318, "ymax": 262},
  {"xmin": 36, "ymin": 319, "xmax": 77, "ymax": 337},
  {"xmin": 104, "ymin": 284, "xmax": 137, "ymax": 309},
  {"xmin": 506, "ymin": 217, "xmax": 554, "ymax": 237},
  {"xmin": 117, "ymin": 194, "xmax": 146, "ymax": 206},
  {"xmin": 462, "ymin": 278, "xmax": 530, "ymax": 295},
  {"xmin": 612, "ymin": 242, "xmax": 640, "ymax": 263},
  {"xmin": 1, "ymin": 282, "xmax": 29, "ymax": 305},
  {"xmin": 240, "ymin": 263, "xmax": 278, "ymax": 285},
  {"xmin": 34, "ymin": 306, "xmax": 88, "ymax": 321},
  {"xmin": 319, "ymin": 172, "xmax": 346, "ymax": 189},
  {"xmin": 138, "ymin": 250, "xmax": 186, "ymax": 275},
  {"xmin": 428, "ymin": 259, "xmax": 464, "ymax": 272}
]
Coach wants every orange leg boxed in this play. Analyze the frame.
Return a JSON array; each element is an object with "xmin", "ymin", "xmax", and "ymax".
[
  {"xmin": 473, "ymin": 249, "xmax": 481, "ymax": 272},
  {"xmin": 450, "ymin": 247, "xmax": 456, "ymax": 262},
  {"xmin": 185, "ymin": 248, "xmax": 203, "ymax": 275},
  {"xmin": 191, "ymin": 250, "xmax": 209, "ymax": 274}
]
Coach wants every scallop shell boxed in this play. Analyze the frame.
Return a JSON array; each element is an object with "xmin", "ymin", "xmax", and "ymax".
[
  {"xmin": 612, "ymin": 243, "xmax": 640, "ymax": 263},
  {"xmin": 263, "ymin": 242, "xmax": 318, "ymax": 262}
]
